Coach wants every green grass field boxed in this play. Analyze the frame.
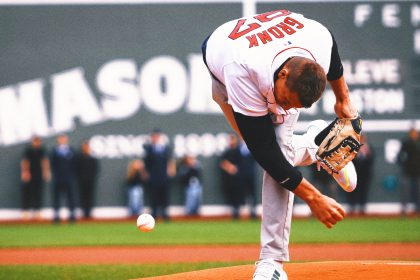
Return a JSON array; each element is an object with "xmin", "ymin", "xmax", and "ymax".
[
  {"xmin": 0, "ymin": 217, "xmax": 419, "ymax": 280},
  {"xmin": 1, "ymin": 217, "xmax": 419, "ymax": 248}
]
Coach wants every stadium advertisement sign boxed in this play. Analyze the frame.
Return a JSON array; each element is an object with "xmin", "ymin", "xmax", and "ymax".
[{"xmin": 0, "ymin": 1, "xmax": 418, "ymax": 211}]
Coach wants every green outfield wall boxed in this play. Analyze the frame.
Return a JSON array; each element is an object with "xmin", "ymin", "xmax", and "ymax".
[{"xmin": 0, "ymin": 0, "xmax": 419, "ymax": 209}]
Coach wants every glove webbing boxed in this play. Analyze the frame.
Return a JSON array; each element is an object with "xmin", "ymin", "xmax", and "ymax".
[{"xmin": 317, "ymin": 136, "xmax": 362, "ymax": 174}]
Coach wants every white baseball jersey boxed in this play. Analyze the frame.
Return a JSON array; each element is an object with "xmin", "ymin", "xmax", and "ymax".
[{"xmin": 205, "ymin": 10, "xmax": 333, "ymax": 120}]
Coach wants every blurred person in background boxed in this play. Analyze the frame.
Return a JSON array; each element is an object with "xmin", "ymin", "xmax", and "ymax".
[
  {"xmin": 219, "ymin": 133, "xmax": 243, "ymax": 219},
  {"xmin": 20, "ymin": 136, "xmax": 50, "ymax": 220},
  {"xmin": 143, "ymin": 129, "xmax": 176, "ymax": 221},
  {"xmin": 311, "ymin": 167, "xmax": 338, "ymax": 202},
  {"xmin": 125, "ymin": 159, "xmax": 148, "ymax": 218},
  {"xmin": 50, "ymin": 134, "xmax": 77, "ymax": 223},
  {"xmin": 178, "ymin": 154, "xmax": 203, "ymax": 216},
  {"xmin": 75, "ymin": 140, "xmax": 100, "ymax": 219},
  {"xmin": 238, "ymin": 140, "xmax": 258, "ymax": 219},
  {"xmin": 397, "ymin": 127, "xmax": 420, "ymax": 215},
  {"xmin": 347, "ymin": 134, "xmax": 375, "ymax": 215}
]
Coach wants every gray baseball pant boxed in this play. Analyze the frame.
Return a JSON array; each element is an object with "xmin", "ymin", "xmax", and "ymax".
[
  {"xmin": 260, "ymin": 110, "xmax": 327, "ymax": 261},
  {"xmin": 210, "ymin": 76, "xmax": 326, "ymax": 262}
]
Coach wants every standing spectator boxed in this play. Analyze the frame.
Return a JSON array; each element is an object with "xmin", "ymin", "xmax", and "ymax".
[
  {"xmin": 238, "ymin": 140, "xmax": 258, "ymax": 219},
  {"xmin": 397, "ymin": 128, "xmax": 420, "ymax": 214},
  {"xmin": 311, "ymin": 167, "xmax": 338, "ymax": 201},
  {"xmin": 50, "ymin": 134, "xmax": 77, "ymax": 223},
  {"xmin": 125, "ymin": 159, "xmax": 148, "ymax": 217},
  {"xmin": 219, "ymin": 134, "xmax": 242, "ymax": 219},
  {"xmin": 347, "ymin": 134, "xmax": 375, "ymax": 215},
  {"xmin": 143, "ymin": 129, "xmax": 176, "ymax": 221},
  {"xmin": 75, "ymin": 140, "xmax": 100, "ymax": 219},
  {"xmin": 20, "ymin": 136, "xmax": 50, "ymax": 220},
  {"xmin": 178, "ymin": 155, "xmax": 203, "ymax": 216}
]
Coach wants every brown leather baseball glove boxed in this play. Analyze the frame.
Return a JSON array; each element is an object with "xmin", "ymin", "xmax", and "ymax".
[{"xmin": 315, "ymin": 115, "xmax": 363, "ymax": 174}]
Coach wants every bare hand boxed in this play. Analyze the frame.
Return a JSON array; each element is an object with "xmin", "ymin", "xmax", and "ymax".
[
  {"xmin": 220, "ymin": 160, "xmax": 238, "ymax": 175},
  {"xmin": 227, "ymin": 165, "xmax": 238, "ymax": 175},
  {"xmin": 293, "ymin": 178, "xmax": 346, "ymax": 228},
  {"xmin": 21, "ymin": 172, "xmax": 31, "ymax": 182},
  {"xmin": 307, "ymin": 194, "xmax": 346, "ymax": 228},
  {"xmin": 334, "ymin": 99, "xmax": 357, "ymax": 119},
  {"xmin": 43, "ymin": 171, "xmax": 51, "ymax": 182}
]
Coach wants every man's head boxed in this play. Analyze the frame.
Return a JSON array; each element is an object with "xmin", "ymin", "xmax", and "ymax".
[
  {"xmin": 31, "ymin": 136, "xmax": 42, "ymax": 148},
  {"xmin": 274, "ymin": 57, "xmax": 326, "ymax": 110},
  {"xmin": 81, "ymin": 140, "xmax": 91, "ymax": 155},
  {"xmin": 56, "ymin": 134, "xmax": 69, "ymax": 146},
  {"xmin": 228, "ymin": 133, "xmax": 238, "ymax": 148},
  {"xmin": 409, "ymin": 128, "xmax": 418, "ymax": 141},
  {"xmin": 150, "ymin": 128, "xmax": 162, "ymax": 144}
]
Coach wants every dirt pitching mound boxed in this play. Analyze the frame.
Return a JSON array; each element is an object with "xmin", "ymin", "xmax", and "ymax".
[{"xmin": 137, "ymin": 261, "xmax": 420, "ymax": 280}]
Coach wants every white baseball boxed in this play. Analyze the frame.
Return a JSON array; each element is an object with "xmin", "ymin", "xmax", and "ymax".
[{"xmin": 137, "ymin": 214, "xmax": 155, "ymax": 232}]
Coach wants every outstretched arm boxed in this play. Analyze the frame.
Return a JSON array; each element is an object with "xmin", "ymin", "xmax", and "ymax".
[
  {"xmin": 234, "ymin": 111, "xmax": 345, "ymax": 229},
  {"xmin": 294, "ymin": 178, "xmax": 345, "ymax": 228},
  {"xmin": 327, "ymin": 33, "xmax": 357, "ymax": 119},
  {"xmin": 214, "ymin": 96, "xmax": 345, "ymax": 228},
  {"xmin": 216, "ymin": 101, "xmax": 242, "ymax": 138},
  {"xmin": 329, "ymin": 76, "xmax": 357, "ymax": 118}
]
